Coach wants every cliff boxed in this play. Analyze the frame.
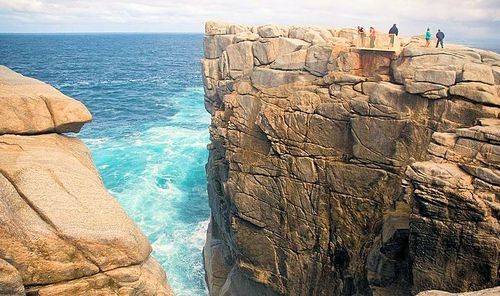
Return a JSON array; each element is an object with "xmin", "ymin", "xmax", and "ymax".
[
  {"xmin": 0, "ymin": 66, "xmax": 173, "ymax": 296},
  {"xmin": 201, "ymin": 21, "xmax": 499, "ymax": 296}
]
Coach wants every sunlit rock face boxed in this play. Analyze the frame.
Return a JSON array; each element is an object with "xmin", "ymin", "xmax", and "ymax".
[
  {"xmin": 0, "ymin": 67, "xmax": 173, "ymax": 296},
  {"xmin": 202, "ymin": 21, "xmax": 499, "ymax": 296}
]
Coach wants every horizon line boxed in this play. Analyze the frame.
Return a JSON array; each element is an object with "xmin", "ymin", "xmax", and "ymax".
[
  {"xmin": 0, "ymin": 31, "xmax": 498, "ymax": 43},
  {"xmin": 0, "ymin": 31, "xmax": 204, "ymax": 34}
]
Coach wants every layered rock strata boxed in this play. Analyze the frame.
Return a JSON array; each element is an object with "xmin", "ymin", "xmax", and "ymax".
[
  {"xmin": 0, "ymin": 66, "xmax": 173, "ymax": 296},
  {"xmin": 201, "ymin": 21, "xmax": 499, "ymax": 296}
]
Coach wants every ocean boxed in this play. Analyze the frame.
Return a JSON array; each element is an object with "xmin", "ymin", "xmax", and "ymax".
[{"xmin": 0, "ymin": 33, "xmax": 210, "ymax": 296}]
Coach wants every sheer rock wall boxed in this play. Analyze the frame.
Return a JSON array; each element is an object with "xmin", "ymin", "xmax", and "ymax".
[{"xmin": 201, "ymin": 21, "xmax": 499, "ymax": 296}]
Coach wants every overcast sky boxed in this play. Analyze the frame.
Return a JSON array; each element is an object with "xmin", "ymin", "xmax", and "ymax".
[{"xmin": 0, "ymin": 0, "xmax": 499, "ymax": 41}]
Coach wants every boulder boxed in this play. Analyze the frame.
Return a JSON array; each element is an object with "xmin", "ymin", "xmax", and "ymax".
[
  {"xmin": 204, "ymin": 35, "xmax": 234, "ymax": 59},
  {"xmin": 257, "ymin": 25, "xmax": 283, "ymax": 38},
  {"xmin": 405, "ymin": 81, "xmax": 447, "ymax": 95},
  {"xmin": 250, "ymin": 68, "xmax": 316, "ymax": 89},
  {"xmin": 0, "ymin": 133, "xmax": 173, "ymax": 294},
  {"xmin": 205, "ymin": 20, "xmax": 231, "ymax": 35},
  {"xmin": 234, "ymin": 32, "xmax": 260, "ymax": 43},
  {"xmin": 449, "ymin": 82, "xmax": 499, "ymax": 106},
  {"xmin": 460, "ymin": 63, "xmax": 495, "ymax": 85},
  {"xmin": 0, "ymin": 134, "xmax": 151, "ymax": 277},
  {"xmin": 271, "ymin": 49, "xmax": 307, "ymax": 70},
  {"xmin": 224, "ymin": 41, "xmax": 254, "ymax": 79},
  {"xmin": 305, "ymin": 45, "xmax": 332, "ymax": 76},
  {"xmin": 414, "ymin": 69, "xmax": 456, "ymax": 86},
  {"xmin": 0, "ymin": 66, "xmax": 92, "ymax": 135},
  {"xmin": 0, "ymin": 67, "xmax": 172, "ymax": 294},
  {"xmin": 252, "ymin": 37, "xmax": 308, "ymax": 65}
]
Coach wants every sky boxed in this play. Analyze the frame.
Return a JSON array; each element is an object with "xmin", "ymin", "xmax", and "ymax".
[{"xmin": 0, "ymin": 0, "xmax": 499, "ymax": 41}]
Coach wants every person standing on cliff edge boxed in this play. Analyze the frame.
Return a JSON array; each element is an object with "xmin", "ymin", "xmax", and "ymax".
[
  {"xmin": 436, "ymin": 29, "xmax": 445, "ymax": 48},
  {"xmin": 388, "ymin": 24, "xmax": 399, "ymax": 47},
  {"xmin": 369, "ymin": 27, "xmax": 376, "ymax": 48},
  {"xmin": 425, "ymin": 28, "xmax": 432, "ymax": 47},
  {"xmin": 358, "ymin": 26, "xmax": 366, "ymax": 47}
]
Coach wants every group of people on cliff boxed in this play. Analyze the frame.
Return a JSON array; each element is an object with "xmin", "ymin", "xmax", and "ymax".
[{"xmin": 357, "ymin": 25, "xmax": 446, "ymax": 48}]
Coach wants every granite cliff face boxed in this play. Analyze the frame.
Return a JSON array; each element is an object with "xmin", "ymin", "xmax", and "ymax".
[
  {"xmin": 0, "ymin": 66, "xmax": 173, "ymax": 296},
  {"xmin": 201, "ymin": 21, "xmax": 499, "ymax": 296}
]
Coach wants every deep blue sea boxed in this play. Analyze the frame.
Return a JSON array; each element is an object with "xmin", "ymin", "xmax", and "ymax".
[{"xmin": 0, "ymin": 33, "xmax": 209, "ymax": 296}]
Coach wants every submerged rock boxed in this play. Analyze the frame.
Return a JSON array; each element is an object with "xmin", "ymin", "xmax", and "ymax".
[{"xmin": 202, "ymin": 21, "xmax": 500, "ymax": 296}]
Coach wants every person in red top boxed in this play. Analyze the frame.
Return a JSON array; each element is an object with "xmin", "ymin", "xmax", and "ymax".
[{"xmin": 369, "ymin": 27, "xmax": 376, "ymax": 48}]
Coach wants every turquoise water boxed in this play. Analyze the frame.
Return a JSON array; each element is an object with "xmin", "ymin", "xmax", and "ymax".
[{"xmin": 0, "ymin": 33, "xmax": 209, "ymax": 296}]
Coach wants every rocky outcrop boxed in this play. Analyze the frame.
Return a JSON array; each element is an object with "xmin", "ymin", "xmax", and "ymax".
[
  {"xmin": 202, "ymin": 21, "xmax": 499, "ymax": 296},
  {"xmin": 0, "ymin": 67, "xmax": 173, "ymax": 295},
  {"xmin": 0, "ymin": 66, "xmax": 92, "ymax": 135},
  {"xmin": 407, "ymin": 121, "xmax": 499, "ymax": 293}
]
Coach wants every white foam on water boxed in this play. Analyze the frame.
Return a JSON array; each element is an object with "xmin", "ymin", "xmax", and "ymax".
[
  {"xmin": 190, "ymin": 219, "xmax": 210, "ymax": 251},
  {"xmin": 85, "ymin": 87, "xmax": 211, "ymax": 296}
]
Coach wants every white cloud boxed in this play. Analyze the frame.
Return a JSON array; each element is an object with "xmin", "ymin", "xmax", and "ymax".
[{"xmin": 0, "ymin": 0, "xmax": 498, "ymax": 40}]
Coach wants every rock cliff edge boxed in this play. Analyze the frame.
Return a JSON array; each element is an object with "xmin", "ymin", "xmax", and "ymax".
[
  {"xmin": 201, "ymin": 21, "xmax": 499, "ymax": 296},
  {"xmin": 0, "ymin": 66, "xmax": 173, "ymax": 296}
]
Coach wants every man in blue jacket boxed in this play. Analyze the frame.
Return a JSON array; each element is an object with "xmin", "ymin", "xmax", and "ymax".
[
  {"xmin": 436, "ymin": 29, "xmax": 445, "ymax": 48},
  {"xmin": 389, "ymin": 24, "xmax": 399, "ymax": 47}
]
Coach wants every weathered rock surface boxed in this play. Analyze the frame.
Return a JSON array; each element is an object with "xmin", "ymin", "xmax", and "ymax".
[
  {"xmin": 202, "ymin": 21, "xmax": 499, "ymax": 296},
  {"xmin": 0, "ymin": 67, "xmax": 173, "ymax": 295},
  {"xmin": 0, "ymin": 66, "xmax": 92, "ymax": 135}
]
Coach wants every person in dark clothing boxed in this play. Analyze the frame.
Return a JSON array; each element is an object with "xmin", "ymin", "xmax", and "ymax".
[
  {"xmin": 435, "ymin": 29, "xmax": 445, "ymax": 48},
  {"xmin": 389, "ymin": 24, "xmax": 399, "ymax": 36},
  {"xmin": 388, "ymin": 24, "xmax": 398, "ymax": 47},
  {"xmin": 358, "ymin": 26, "xmax": 366, "ymax": 47}
]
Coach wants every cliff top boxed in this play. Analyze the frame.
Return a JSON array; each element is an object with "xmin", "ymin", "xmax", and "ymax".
[{"xmin": 204, "ymin": 20, "xmax": 499, "ymax": 56}]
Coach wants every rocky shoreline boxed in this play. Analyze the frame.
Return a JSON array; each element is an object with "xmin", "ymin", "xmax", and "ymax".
[
  {"xmin": 0, "ymin": 66, "xmax": 173, "ymax": 295},
  {"xmin": 201, "ymin": 21, "xmax": 499, "ymax": 296}
]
